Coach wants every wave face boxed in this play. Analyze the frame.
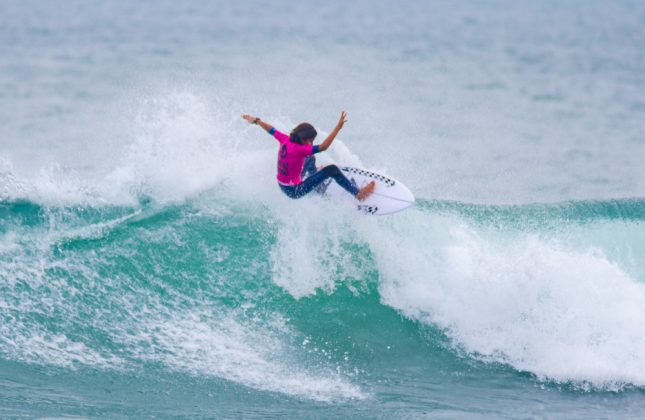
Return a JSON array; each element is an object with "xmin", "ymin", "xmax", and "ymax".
[{"xmin": 2, "ymin": 187, "xmax": 645, "ymax": 415}]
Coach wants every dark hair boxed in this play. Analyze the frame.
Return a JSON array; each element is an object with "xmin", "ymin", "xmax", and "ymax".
[{"xmin": 290, "ymin": 122, "xmax": 317, "ymax": 144}]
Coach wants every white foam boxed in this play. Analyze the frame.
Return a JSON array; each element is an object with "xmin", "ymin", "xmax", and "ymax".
[
  {"xmin": 365, "ymin": 211, "xmax": 645, "ymax": 390},
  {"xmin": 0, "ymin": 327, "xmax": 123, "ymax": 370},
  {"xmin": 0, "ymin": 89, "xmax": 282, "ymax": 207},
  {"xmin": 0, "ymin": 232, "xmax": 125, "ymax": 370},
  {"xmin": 127, "ymin": 310, "xmax": 367, "ymax": 402}
]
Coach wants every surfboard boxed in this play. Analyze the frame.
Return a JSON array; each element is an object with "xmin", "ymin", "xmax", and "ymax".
[{"xmin": 318, "ymin": 167, "xmax": 415, "ymax": 215}]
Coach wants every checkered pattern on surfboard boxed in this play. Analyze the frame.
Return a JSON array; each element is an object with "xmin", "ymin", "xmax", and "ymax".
[{"xmin": 340, "ymin": 167, "xmax": 396, "ymax": 187}]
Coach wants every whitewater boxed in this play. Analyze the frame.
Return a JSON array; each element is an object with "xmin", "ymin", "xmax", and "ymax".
[{"xmin": 2, "ymin": 0, "xmax": 645, "ymax": 418}]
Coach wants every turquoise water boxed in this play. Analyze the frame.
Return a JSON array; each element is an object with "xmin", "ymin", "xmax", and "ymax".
[{"xmin": 2, "ymin": 1, "xmax": 645, "ymax": 418}]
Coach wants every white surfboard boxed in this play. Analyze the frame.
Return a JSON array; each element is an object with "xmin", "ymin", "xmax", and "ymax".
[{"xmin": 318, "ymin": 167, "xmax": 415, "ymax": 215}]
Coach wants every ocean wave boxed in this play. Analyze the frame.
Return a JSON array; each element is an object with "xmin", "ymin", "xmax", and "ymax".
[{"xmin": 2, "ymin": 170, "xmax": 645, "ymax": 396}]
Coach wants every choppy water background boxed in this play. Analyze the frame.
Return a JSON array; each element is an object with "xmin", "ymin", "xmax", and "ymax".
[{"xmin": 1, "ymin": 0, "xmax": 645, "ymax": 418}]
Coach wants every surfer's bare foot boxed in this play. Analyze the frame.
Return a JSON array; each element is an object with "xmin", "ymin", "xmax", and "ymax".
[{"xmin": 356, "ymin": 181, "xmax": 376, "ymax": 201}]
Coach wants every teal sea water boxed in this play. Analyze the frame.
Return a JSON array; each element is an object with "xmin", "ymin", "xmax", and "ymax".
[{"xmin": 2, "ymin": 1, "xmax": 645, "ymax": 418}]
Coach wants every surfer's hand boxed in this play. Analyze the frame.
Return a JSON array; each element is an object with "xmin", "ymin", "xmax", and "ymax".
[
  {"xmin": 337, "ymin": 111, "xmax": 348, "ymax": 129},
  {"xmin": 241, "ymin": 114, "xmax": 256, "ymax": 124}
]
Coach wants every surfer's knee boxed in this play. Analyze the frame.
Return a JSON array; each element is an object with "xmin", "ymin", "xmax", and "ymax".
[{"xmin": 323, "ymin": 165, "xmax": 341, "ymax": 176}]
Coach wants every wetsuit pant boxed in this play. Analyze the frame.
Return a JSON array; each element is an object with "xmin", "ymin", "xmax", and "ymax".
[{"xmin": 279, "ymin": 165, "xmax": 359, "ymax": 199}]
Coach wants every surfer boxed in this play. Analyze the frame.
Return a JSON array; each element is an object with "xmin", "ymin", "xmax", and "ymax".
[{"xmin": 241, "ymin": 112, "xmax": 375, "ymax": 201}]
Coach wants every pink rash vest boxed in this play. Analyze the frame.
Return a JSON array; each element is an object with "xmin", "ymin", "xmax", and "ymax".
[{"xmin": 271, "ymin": 128, "xmax": 319, "ymax": 185}]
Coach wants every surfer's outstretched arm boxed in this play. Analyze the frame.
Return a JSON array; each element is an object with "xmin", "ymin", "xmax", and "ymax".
[
  {"xmin": 241, "ymin": 114, "xmax": 274, "ymax": 134},
  {"xmin": 318, "ymin": 111, "xmax": 347, "ymax": 152}
]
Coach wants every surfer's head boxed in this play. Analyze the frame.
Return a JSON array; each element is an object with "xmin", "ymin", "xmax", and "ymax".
[{"xmin": 290, "ymin": 123, "xmax": 317, "ymax": 144}]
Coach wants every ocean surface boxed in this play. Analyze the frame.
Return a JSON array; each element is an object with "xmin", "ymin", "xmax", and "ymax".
[{"xmin": 2, "ymin": 0, "xmax": 645, "ymax": 418}]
